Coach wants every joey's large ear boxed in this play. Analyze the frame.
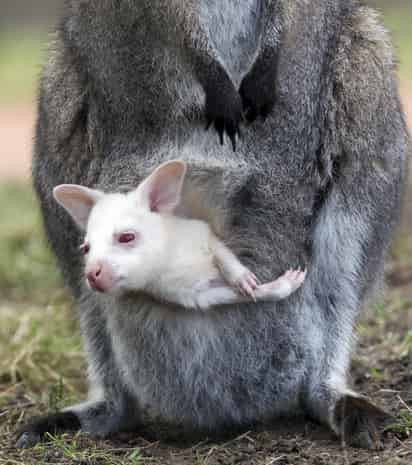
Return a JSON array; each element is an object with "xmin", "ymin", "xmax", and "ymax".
[
  {"xmin": 136, "ymin": 160, "xmax": 187, "ymax": 213},
  {"xmin": 53, "ymin": 184, "xmax": 104, "ymax": 230}
]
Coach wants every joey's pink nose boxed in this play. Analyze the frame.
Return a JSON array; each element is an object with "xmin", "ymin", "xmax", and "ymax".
[{"xmin": 86, "ymin": 263, "xmax": 112, "ymax": 292}]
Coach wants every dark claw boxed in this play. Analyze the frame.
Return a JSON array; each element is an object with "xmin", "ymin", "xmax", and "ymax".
[
  {"xmin": 239, "ymin": 66, "xmax": 277, "ymax": 124},
  {"xmin": 15, "ymin": 411, "xmax": 81, "ymax": 449},
  {"xmin": 245, "ymin": 107, "xmax": 258, "ymax": 124},
  {"xmin": 226, "ymin": 123, "xmax": 238, "ymax": 152},
  {"xmin": 261, "ymin": 103, "xmax": 273, "ymax": 120},
  {"xmin": 214, "ymin": 119, "xmax": 225, "ymax": 146},
  {"xmin": 231, "ymin": 135, "xmax": 236, "ymax": 152},
  {"xmin": 204, "ymin": 70, "xmax": 243, "ymax": 151},
  {"xmin": 15, "ymin": 432, "xmax": 41, "ymax": 449},
  {"xmin": 206, "ymin": 114, "xmax": 240, "ymax": 151}
]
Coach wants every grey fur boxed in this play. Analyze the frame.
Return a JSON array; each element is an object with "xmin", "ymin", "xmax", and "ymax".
[{"xmin": 21, "ymin": 0, "xmax": 409, "ymax": 448}]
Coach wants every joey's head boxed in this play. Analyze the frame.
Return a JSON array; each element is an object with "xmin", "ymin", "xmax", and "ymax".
[{"xmin": 53, "ymin": 160, "xmax": 187, "ymax": 295}]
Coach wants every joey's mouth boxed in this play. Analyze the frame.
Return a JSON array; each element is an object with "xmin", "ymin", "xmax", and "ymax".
[
  {"xmin": 86, "ymin": 275, "xmax": 125, "ymax": 294},
  {"xmin": 91, "ymin": 277, "xmax": 129, "ymax": 294},
  {"xmin": 86, "ymin": 278, "xmax": 109, "ymax": 293},
  {"xmin": 89, "ymin": 281, "xmax": 106, "ymax": 293}
]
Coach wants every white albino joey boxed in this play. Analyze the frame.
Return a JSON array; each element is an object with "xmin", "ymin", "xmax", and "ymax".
[{"xmin": 53, "ymin": 161, "xmax": 306, "ymax": 310}]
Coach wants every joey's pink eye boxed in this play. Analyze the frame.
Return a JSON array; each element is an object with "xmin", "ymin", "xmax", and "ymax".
[
  {"xmin": 118, "ymin": 232, "xmax": 136, "ymax": 244},
  {"xmin": 80, "ymin": 243, "xmax": 90, "ymax": 255}
]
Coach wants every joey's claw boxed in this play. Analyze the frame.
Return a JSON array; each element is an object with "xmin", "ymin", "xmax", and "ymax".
[
  {"xmin": 256, "ymin": 267, "xmax": 308, "ymax": 301},
  {"xmin": 285, "ymin": 269, "xmax": 293, "ymax": 279},
  {"xmin": 236, "ymin": 272, "xmax": 258, "ymax": 300},
  {"xmin": 292, "ymin": 271, "xmax": 299, "ymax": 281},
  {"xmin": 249, "ymin": 280, "xmax": 258, "ymax": 290},
  {"xmin": 250, "ymin": 273, "xmax": 260, "ymax": 286},
  {"xmin": 248, "ymin": 274, "xmax": 258, "ymax": 290},
  {"xmin": 240, "ymin": 283, "xmax": 254, "ymax": 299}
]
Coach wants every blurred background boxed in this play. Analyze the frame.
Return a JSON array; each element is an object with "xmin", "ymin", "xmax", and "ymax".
[{"xmin": 0, "ymin": 1, "xmax": 411, "ymax": 463}]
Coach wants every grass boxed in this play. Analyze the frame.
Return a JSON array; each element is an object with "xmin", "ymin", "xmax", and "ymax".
[
  {"xmin": 0, "ymin": 182, "xmax": 85, "ymax": 410},
  {"xmin": 36, "ymin": 434, "xmax": 144, "ymax": 465},
  {"xmin": 0, "ymin": 182, "xmax": 61, "ymax": 303},
  {"xmin": 388, "ymin": 411, "xmax": 412, "ymax": 438}
]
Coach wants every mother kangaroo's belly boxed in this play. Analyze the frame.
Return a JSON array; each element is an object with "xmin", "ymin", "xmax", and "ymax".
[{"xmin": 107, "ymin": 296, "xmax": 308, "ymax": 431}]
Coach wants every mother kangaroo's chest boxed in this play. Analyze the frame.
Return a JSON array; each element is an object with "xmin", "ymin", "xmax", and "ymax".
[{"xmin": 198, "ymin": 0, "xmax": 263, "ymax": 85}]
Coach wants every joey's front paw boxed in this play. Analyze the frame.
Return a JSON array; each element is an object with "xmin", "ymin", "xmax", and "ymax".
[
  {"xmin": 235, "ymin": 270, "xmax": 259, "ymax": 299},
  {"xmin": 223, "ymin": 267, "xmax": 259, "ymax": 299},
  {"xmin": 205, "ymin": 79, "xmax": 243, "ymax": 152},
  {"xmin": 239, "ymin": 67, "xmax": 277, "ymax": 123}
]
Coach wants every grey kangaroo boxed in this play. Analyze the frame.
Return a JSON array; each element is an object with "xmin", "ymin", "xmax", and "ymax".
[{"xmin": 17, "ymin": 0, "xmax": 409, "ymax": 450}]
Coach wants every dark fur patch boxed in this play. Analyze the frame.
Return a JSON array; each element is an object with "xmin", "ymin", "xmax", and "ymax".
[
  {"xmin": 203, "ymin": 61, "xmax": 243, "ymax": 152},
  {"xmin": 15, "ymin": 411, "xmax": 81, "ymax": 449},
  {"xmin": 239, "ymin": 49, "xmax": 279, "ymax": 123}
]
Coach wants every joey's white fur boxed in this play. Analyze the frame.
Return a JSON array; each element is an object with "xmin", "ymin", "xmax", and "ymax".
[{"xmin": 54, "ymin": 161, "xmax": 306, "ymax": 310}]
